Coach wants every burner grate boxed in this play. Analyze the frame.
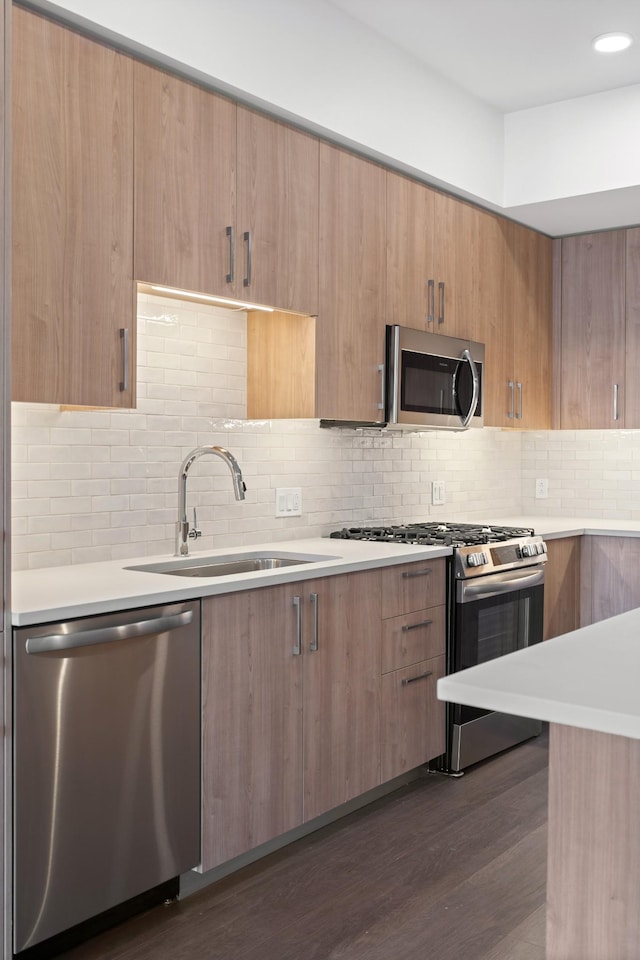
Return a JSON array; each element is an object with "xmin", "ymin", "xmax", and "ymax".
[{"xmin": 329, "ymin": 522, "xmax": 534, "ymax": 547}]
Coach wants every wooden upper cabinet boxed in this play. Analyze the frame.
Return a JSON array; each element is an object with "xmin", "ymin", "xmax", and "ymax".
[
  {"xmin": 499, "ymin": 220, "xmax": 553, "ymax": 429},
  {"xmin": 317, "ymin": 144, "xmax": 387, "ymax": 421},
  {"xmin": 12, "ymin": 8, "xmax": 135, "ymax": 407},
  {"xmin": 236, "ymin": 107, "xmax": 319, "ymax": 315},
  {"xmin": 134, "ymin": 61, "xmax": 236, "ymax": 299},
  {"xmin": 559, "ymin": 230, "xmax": 626, "ymax": 429},
  {"xmin": 386, "ymin": 171, "xmax": 435, "ymax": 329},
  {"xmin": 624, "ymin": 228, "xmax": 640, "ymax": 424}
]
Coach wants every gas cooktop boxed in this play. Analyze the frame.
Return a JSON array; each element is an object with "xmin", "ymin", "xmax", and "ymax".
[{"xmin": 329, "ymin": 522, "xmax": 535, "ymax": 548}]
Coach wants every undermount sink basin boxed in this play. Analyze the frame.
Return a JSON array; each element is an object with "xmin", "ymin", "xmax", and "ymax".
[{"xmin": 126, "ymin": 551, "xmax": 338, "ymax": 579}]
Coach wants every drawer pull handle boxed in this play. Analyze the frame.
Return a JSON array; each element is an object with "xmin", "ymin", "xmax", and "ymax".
[
  {"xmin": 402, "ymin": 618, "xmax": 433, "ymax": 633},
  {"xmin": 402, "ymin": 568, "xmax": 432, "ymax": 579},
  {"xmin": 309, "ymin": 592, "xmax": 319, "ymax": 652},
  {"xmin": 402, "ymin": 671, "xmax": 433, "ymax": 687}
]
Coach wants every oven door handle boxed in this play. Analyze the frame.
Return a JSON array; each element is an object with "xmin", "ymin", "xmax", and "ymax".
[{"xmin": 458, "ymin": 567, "xmax": 545, "ymax": 603}]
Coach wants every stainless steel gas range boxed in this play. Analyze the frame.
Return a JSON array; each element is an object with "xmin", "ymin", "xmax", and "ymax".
[{"xmin": 330, "ymin": 522, "xmax": 547, "ymax": 772}]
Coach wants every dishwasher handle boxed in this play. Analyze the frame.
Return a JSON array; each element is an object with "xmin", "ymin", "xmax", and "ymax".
[{"xmin": 25, "ymin": 609, "xmax": 194, "ymax": 655}]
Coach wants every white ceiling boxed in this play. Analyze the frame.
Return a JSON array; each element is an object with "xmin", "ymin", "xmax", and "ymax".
[{"xmin": 327, "ymin": 0, "xmax": 640, "ymax": 113}]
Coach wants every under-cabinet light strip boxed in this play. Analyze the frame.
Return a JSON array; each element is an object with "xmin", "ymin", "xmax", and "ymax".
[{"xmin": 149, "ymin": 285, "xmax": 275, "ymax": 312}]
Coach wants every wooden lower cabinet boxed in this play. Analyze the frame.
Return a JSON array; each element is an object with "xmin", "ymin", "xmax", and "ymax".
[
  {"xmin": 201, "ymin": 569, "xmax": 381, "ymax": 870},
  {"xmin": 581, "ymin": 536, "xmax": 640, "ymax": 626},
  {"xmin": 543, "ymin": 537, "xmax": 581, "ymax": 640},
  {"xmin": 380, "ymin": 559, "xmax": 447, "ymax": 779}
]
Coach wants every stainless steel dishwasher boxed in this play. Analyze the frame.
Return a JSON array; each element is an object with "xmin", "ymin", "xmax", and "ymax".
[{"xmin": 13, "ymin": 600, "xmax": 201, "ymax": 955}]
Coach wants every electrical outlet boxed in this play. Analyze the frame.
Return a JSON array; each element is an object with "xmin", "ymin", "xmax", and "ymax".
[
  {"xmin": 275, "ymin": 487, "xmax": 302, "ymax": 517},
  {"xmin": 431, "ymin": 480, "xmax": 446, "ymax": 506},
  {"xmin": 535, "ymin": 478, "xmax": 548, "ymax": 499}
]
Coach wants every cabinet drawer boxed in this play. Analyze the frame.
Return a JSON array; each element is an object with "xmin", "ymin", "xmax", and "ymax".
[
  {"xmin": 381, "ymin": 655, "xmax": 446, "ymax": 782},
  {"xmin": 381, "ymin": 604, "xmax": 445, "ymax": 674},
  {"xmin": 381, "ymin": 558, "xmax": 446, "ymax": 620}
]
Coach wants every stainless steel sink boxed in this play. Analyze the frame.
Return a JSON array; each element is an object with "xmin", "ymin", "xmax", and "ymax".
[{"xmin": 126, "ymin": 551, "xmax": 338, "ymax": 579}]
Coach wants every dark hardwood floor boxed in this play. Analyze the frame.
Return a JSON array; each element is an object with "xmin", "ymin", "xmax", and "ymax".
[{"xmin": 59, "ymin": 733, "xmax": 548, "ymax": 960}]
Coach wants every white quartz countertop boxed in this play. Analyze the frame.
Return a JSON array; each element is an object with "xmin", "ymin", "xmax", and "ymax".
[
  {"xmin": 11, "ymin": 538, "xmax": 452, "ymax": 626},
  {"xmin": 438, "ymin": 608, "xmax": 640, "ymax": 740},
  {"xmin": 481, "ymin": 516, "xmax": 640, "ymax": 540}
]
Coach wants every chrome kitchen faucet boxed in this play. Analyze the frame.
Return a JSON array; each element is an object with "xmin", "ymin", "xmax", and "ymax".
[{"xmin": 176, "ymin": 446, "xmax": 246, "ymax": 555}]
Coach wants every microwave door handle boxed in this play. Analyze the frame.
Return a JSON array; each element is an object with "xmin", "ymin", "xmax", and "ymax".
[{"xmin": 458, "ymin": 349, "xmax": 480, "ymax": 428}]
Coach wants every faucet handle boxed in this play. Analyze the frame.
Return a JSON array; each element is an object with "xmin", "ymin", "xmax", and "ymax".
[{"xmin": 189, "ymin": 507, "xmax": 202, "ymax": 540}]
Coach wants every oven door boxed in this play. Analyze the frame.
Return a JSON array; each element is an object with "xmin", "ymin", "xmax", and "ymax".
[{"xmin": 448, "ymin": 566, "xmax": 545, "ymax": 770}]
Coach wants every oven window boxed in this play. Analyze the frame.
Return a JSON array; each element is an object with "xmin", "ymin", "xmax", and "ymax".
[{"xmin": 455, "ymin": 586, "xmax": 543, "ymax": 672}]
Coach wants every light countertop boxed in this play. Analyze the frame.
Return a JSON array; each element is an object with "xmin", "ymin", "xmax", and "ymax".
[
  {"xmin": 11, "ymin": 538, "xmax": 452, "ymax": 626},
  {"xmin": 437, "ymin": 606, "xmax": 640, "ymax": 739}
]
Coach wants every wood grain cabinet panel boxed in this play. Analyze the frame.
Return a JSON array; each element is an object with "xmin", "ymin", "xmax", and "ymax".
[
  {"xmin": 134, "ymin": 61, "xmax": 236, "ymax": 299},
  {"xmin": 237, "ymin": 107, "xmax": 319, "ymax": 315},
  {"xmin": 12, "ymin": 7, "xmax": 135, "ymax": 407},
  {"xmin": 559, "ymin": 230, "xmax": 626, "ymax": 428},
  {"xmin": 543, "ymin": 537, "xmax": 581, "ymax": 640},
  {"xmin": 624, "ymin": 227, "xmax": 640, "ymax": 423},
  {"xmin": 381, "ymin": 559, "xmax": 446, "ymax": 621},
  {"xmin": 583, "ymin": 536, "xmax": 640, "ymax": 626},
  {"xmin": 381, "ymin": 604, "xmax": 446, "ymax": 674},
  {"xmin": 386, "ymin": 172, "xmax": 436, "ymax": 329},
  {"xmin": 381, "ymin": 655, "xmax": 446, "ymax": 781},
  {"xmin": 201, "ymin": 569, "xmax": 382, "ymax": 868},
  {"xmin": 201, "ymin": 585, "xmax": 304, "ymax": 871},
  {"xmin": 492, "ymin": 220, "xmax": 553, "ymax": 429},
  {"xmin": 317, "ymin": 144, "xmax": 387, "ymax": 422}
]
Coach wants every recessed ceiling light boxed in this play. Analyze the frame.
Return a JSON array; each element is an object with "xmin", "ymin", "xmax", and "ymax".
[{"xmin": 592, "ymin": 32, "xmax": 633, "ymax": 53}]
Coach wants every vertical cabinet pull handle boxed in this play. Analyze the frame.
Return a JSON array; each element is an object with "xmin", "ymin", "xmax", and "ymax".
[
  {"xmin": 427, "ymin": 279, "xmax": 435, "ymax": 324},
  {"xmin": 378, "ymin": 363, "xmax": 385, "ymax": 412},
  {"xmin": 438, "ymin": 281, "xmax": 445, "ymax": 325},
  {"xmin": 119, "ymin": 328, "xmax": 129, "ymax": 392},
  {"xmin": 292, "ymin": 596, "xmax": 302, "ymax": 656},
  {"xmin": 243, "ymin": 230, "xmax": 252, "ymax": 287},
  {"xmin": 507, "ymin": 380, "xmax": 515, "ymax": 419},
  {"xmin": 613, "ymin": 383, "xmax": 620, "ymax": 421},
  {"xmin": 309, "ymin": 592, "xmax": 319, "ymax": 652},
  {"xmin": 226, "ymin": 225, "xmax": 235, "ymax": 283},
  {"xmin": 516, "ymin": 381, "xmax": 523, "ymax": 420}
]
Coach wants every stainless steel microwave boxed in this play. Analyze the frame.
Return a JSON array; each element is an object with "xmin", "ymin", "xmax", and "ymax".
[{"xmin": 385, "ymin": 325, "xmax": 484, "ymax": 430}]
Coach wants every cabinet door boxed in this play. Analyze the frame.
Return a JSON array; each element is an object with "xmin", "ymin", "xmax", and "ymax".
[
  {"xmin": 560, "ymin": 231, "xmax": 626, "ymax": 428},
  {"xmin": 386, "ymin": 171, "xmax": 435, "ymax": 329},
  {"xmin": 317, "ymin": 144, "xmax": 386, "ymax": 421},
  {"xmin": 134, "ymin": 62, "xmax": 236, "ymax": 299},
  {"xmin": 584, "ymin": 536, "xmax": 640, "ymax": 625},
  {"xmin": 381, "ymin": 655, "xmax": 446, "ymax": 781},
  {"xmin": 12, "ymin": 8, "xmax": 135, "ymax": 407},
  {"xmin": 201, "ymin": 586, "xmax": 303, "ymax": 870},
  {"xmin": 237, "ymin": 107, "xmax": 319, "ymax": 315},
  {"xmin": 625, "ymin": 228, "xmax": 640, "ymax": 425},
  {"xmin": 303, "ymin": 571, "xmax": 381, "ymax": 821},
  {"xmin": 543, "ymin": 537, "xmax": 581, "ymax": 640},
  {"xmin": 503, "ymin": 221, "xmax": 553, "ymax": 429}
]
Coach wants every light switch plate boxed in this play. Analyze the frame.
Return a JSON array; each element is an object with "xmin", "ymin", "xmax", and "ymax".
[
  {"xmin": 275, "ymin": 487, "xmax": 302, "ymax": 517},
  {"xmin": 431, "ymin": 480, "xmax": 446, "ymax": 506},
  {"xmin": 535, "ymin": 478, "xmax": 549, "ymax": 499}
]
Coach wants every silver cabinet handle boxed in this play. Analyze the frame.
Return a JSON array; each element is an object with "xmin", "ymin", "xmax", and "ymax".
[
  {"xmin": 516, "ymin": 381, "xmax": 523, "ymax": 420},
  {"xmin": 507, "ymin": 380, "xmax": 515, "ymax": 419},
  {"xmin": 438, "ymin": 281, "xmax": 445, "ymax": 325},
  {"xmin": 243, "ymin": 230, "xmax": 252, "ymax": 287},
  {"xmin": 292, "ymin": 596, "xmax": 302, "ymax": 656},
  {"xmin": 427, "ymin": 279, "xmax": 435, "ymax": 324},
  {"xmin": 401, "ymin": 618, "xmax": 433, "ymax": 633},
  {"xmin": 25, "ymin": 610, "xmax": 194, "ymax": 654},
  {"xmin": 119, "ymin": 327, "xmax": 129, "ymax": 392},
  {"xmin": 402, "ymin": 567, "xmax": 432, "ymax": 579},
  {"xmin": 309, "ymin": 592, "xmax": 319, "ymax": 652},
  {"xmin": 226, "ymin": 225, "xmax": 235, "ymax": 283},
  {"xmin": 402, "ymin": 670, "xmax": 433, "ymax": 687},
  {"xmin": 378, "ymin": 363, "xmax": 385, "ymax": 412},
  {"xmin": 613, "ymin": 383, "xmax": 620, "ymax": 421}
]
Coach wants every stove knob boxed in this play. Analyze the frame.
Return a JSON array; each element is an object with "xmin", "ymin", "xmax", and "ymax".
[
  {"xmin": 520, "ymin": 543, "xmax": 537, "ymax": 557},
  {"xmin": 467, "ymin": 551, "xmax": 488, "ymax": 567}
]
